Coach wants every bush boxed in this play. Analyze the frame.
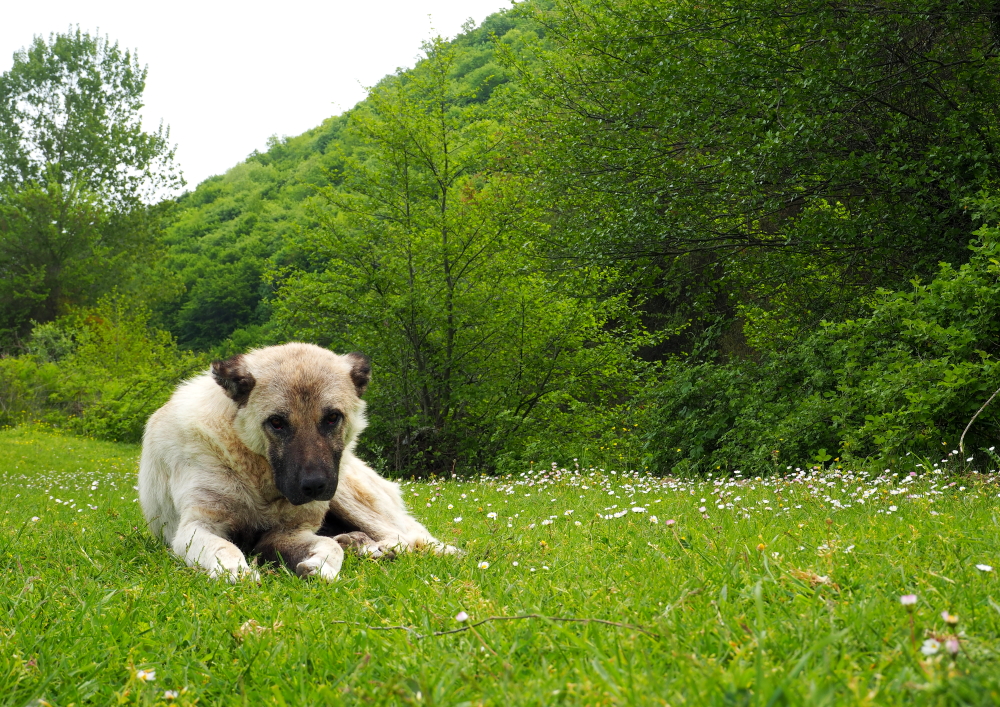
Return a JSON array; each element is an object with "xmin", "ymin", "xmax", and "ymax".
[
  {"xmin": 642, "ymin": 199, "xmax": 1000, "ymax": 472},
  {"xmin": 0, "ymin": 356, "xmax": 60, "ymax": 428},
  {"xmin": 0, "ymin": 294, "xmax": 206, "ymax": 442}
]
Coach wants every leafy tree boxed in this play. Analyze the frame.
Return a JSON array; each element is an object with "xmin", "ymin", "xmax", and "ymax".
[
  {"xmin": 0, "ymin": 182, "xmax": 171, "ymax": 345},
  {"xmin": 0, "ymin": 27, "xmax": 180, "ymax": 203},
  {"xmin": 503, "ymin": 0, "xmax": 1000, "ymax": 341},
  {"xmin": 0, "ymin": 28, "xmax": 180, "ymax": 349},
  {"xmin": 274, "ymin": 37, "xmax": 625, "ymax": 474},
  {"xmin": 153, "ymin": 12, "xmax": 546, "ymax": 352}
]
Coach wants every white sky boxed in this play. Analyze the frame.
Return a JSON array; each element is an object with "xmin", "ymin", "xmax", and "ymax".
[{"xmin": 1, "ymin": 0, "xmax": 513, "ymax": 190}]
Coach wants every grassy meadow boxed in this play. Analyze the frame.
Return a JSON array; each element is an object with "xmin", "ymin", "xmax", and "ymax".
[{"xmin": 2, "ymin": 425, "xmax": 1000, "ymax": 705}]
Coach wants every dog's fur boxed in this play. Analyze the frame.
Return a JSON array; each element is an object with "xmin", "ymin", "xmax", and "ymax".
[{"xmin": 138, "ymin": 342, "xmax": 454, "ymax": 581}]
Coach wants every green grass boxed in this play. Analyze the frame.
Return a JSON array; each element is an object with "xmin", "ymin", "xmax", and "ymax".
[{"xmin": 2, "ymin": 426, "xmax": 1000, "ymax": 705}]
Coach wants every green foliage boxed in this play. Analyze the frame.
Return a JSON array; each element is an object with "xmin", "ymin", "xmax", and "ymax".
[
  {"xmin": 643, "ymin": 201, "xmax": 1000, "ymax": 472},
  {"xmin": 0, "ymin": 27, "xmax": 180, "ymax": 203},
  {"xmin": 154, "ymin": 12, "xmax": 542, "ymax": 352},
  {"xmin": 7, "ymin": 3, "xmax": 1000, "ymax": 474},
  {"xmin": 0, "ymin": 295, "xmax": 205, "ymax": 442},
  {"xmin": 0, "ymin": 356, "xmax": 60, "ymax": 429},
  {"xmin": 0, "ymin": 181, "xmax": 172, "ymax": 347},
  {"xmin": 53, "ymin": 296, "xmax": 206, "ymax": 442},
  {"xmin": 274, "ymin": 37, "xmax": 631, "ymax": 474},
  {"xmin": 503, "ymin": 0, "xmax": 1000, "ymax": 344},
  {"xmin": 0, "ymin": 28, "xmax": 181, "ymax": 350}
]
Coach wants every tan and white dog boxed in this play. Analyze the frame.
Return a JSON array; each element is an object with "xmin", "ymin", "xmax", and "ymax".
[{"xmin": 138, "ymin": 342, "xmax": 454, "ymax": 581}]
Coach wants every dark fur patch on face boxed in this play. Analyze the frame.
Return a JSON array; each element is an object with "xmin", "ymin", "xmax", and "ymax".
[
  {"xmin": 266, "ymin": 421, "xmax": 342, "ymax": 506},
  {"xmin": 211, "ymin": 354, "xmax": 257, "ymax": 407},
  {"xmin": 346, "ymin": 352, "xmax": 371, "ymax": 397}
]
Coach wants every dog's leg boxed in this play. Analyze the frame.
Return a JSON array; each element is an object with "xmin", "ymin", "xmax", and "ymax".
[
  {"xmin": 330, "ymin": 530, "xmax": 393, "ymax": 559},
  {"xmin": 172, "ymin": 518, "xmax": 258, "ymax": 582},
  {"xmin": 324, "ymin": 458, "xmax": 459, "ymax": 556},
  {"xmin": 254, "ymin": 529, "xmax": 344, "ymax": 581}
]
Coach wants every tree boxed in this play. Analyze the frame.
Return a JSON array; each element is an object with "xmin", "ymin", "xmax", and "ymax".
[
  {"xmin": 0, "ymin": 28, "xmax": 181, "ymax": 348},
  {"xmin": 503, "ymin": 0, "xmax": 1000, "ymax": 341},
  {"xmin": 0, "ymin": 27, "xmax": 180, "ymax": 203},
  {"xmin": 274, "ymin": 38, "xmax": 623, "ymax": 474}
]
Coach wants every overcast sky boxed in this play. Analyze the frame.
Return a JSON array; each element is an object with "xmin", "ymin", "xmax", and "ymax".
[{"xmin": 1, "ymin": 0, "xmax": 513, "ymax": 190}]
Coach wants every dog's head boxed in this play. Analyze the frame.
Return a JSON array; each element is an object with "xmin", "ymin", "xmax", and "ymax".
[{"xmin": 211, "ymin": 343, "xmax": 371, "ymax": 506}]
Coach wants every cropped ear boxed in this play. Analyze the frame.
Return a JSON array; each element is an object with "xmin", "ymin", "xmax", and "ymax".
[
  {"xmin": 211, "ymin": 354, "xmax": 256, "ymax": 407},
  {"xmin": 345, "ymin": 352, "xmax": 371, "ymax": 397}
]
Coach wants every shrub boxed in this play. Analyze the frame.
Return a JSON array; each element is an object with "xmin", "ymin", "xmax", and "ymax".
[
  {"xmin": 0, "ymin": 294, "xmax": 205, "ymax": 442},
  {"xmin": 643, "ymin": 199, "xmax": 1000, "ymax": 472},
  {"xmin": 0, "ymin": 356, "xmax": 60, "ymax": 428}
]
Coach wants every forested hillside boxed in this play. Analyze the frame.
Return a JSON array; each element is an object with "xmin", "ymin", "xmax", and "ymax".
[
  {"xmin": 155, "ymin": 13, "xmax": 534, "ymax": 353},
  {"xmin": 4, "ymin": 1, "xmax": 1000, "ymax": 476}
]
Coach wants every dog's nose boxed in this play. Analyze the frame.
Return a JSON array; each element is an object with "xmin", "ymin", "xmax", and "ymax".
[{"xmin": 300, "ymin": 476, "xmax": 327, "ymax": 499}]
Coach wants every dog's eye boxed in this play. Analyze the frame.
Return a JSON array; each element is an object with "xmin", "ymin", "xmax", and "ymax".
[
  {"xmin": 323, "ymin": 412, "xmax": 342, "ymax": 427},
  {"xmin": 267, "ymin": 416, "xmax": 286, "ymax": 431}
]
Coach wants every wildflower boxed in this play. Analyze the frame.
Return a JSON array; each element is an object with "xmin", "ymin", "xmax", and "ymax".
[
  {"xmin": 920, "ymin": 638, "xmax": 940, "ymax": 656},
  {"xmin": 650, "ymin": 516, "xmax": 659, "ymax": 524},
  {"xmin": 486, "ymin": 512, "xmax": 497, "ymax": 519},
  {"xmin": 164, "ymin": 691, "xmax": 179, "ymax": 700},
  {"xmin": 756, "ymin": 543, "xmax": 766, "ymax": 551},
  {"xmin": 136, "ymin": 669, "xmax": 156, "ymax": 682},
  {"xmin": 30, "ymin": 517, "xmax": 39, "ymax": 522},
  {"xmin": 542, "ymin": 565, "xmax": 550, "ymax": 570},
  {"xmin": 512, "ymin": 561, "xmax": 519, "ymax": 566},
  {"xmin": 941, "ymin": 611, "xmax": 958, "ymax": 625},
  {"xmin": 448, "ymin": 504, "xmax": 454, "ymax": 509},
  {"xmin": 889, "ymin": 505, "xmax": 898, "ymax": 512},
  {"xmin": 455, "ymin": 611, "xmax": 469, "ymax": 622},
  {"xmin": 698, "ymin": 506, "xmax": 707, "ymax": 513},
  {"xmin": 453, "ymin": 516, "xmax": 463, "ymax": 523},
  {"xmin": 945, "ymin": 637, "xmax": 960, "ymax": 655},
  {"xmin": 574, "ymin": 521, "xmax": 581, "ymax": 526},
  {"xmin": 976, "ymin": 563, "xmax": 993, "ymax": 572},
  {"xmin": 564, "ymin": 509, "xmax": 574, "ymax": 515},
  {"xmin": 900, "ymin": 594, "xmax": 918, "ymax": 606},
  {"xmin": 665, "ymin": 519, "xmax": 676, "ymax": 526},
  {"xmin": 631, "ymin": 506, "xmax": 646, "ymax": 513},
  {"xmin": 478, "ymin": 561, "xmax": 490, "ymax": 569},
  {"xmin": 541, "ymin": 519, "xmax": 553, "ymax": 525}
]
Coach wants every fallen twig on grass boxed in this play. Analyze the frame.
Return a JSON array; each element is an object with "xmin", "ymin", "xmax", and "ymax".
[{"xmin": 327, "ymin": 614, "xmax": 660, "ymax": 640}]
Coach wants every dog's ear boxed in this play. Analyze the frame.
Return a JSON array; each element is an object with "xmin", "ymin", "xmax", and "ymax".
[
  {"xmin": 345, "ymin": 352, "xmax": 371, "ymax": 397},
  {"xmin": 211, "ymin": 354, "xmax": 256, "ymax": 406}
]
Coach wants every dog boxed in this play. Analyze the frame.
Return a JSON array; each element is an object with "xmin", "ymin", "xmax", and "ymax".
[{"xmin": 138, "ymin": 342, "xmax": 455, "ymax": 581}]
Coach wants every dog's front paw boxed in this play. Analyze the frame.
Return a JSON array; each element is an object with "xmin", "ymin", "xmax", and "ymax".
[
  {"xmin": 434, "ymin": 543, "xmax": 462, "ymax": 556},
  {"xmin": 295, "ymin": 553, "xmax": 342, "ymax": 581},
  {"xmin": 207, "ymin": 556, "xmax": 259, "ymax": 583},
  {"xmin": 334, "ymin": 531, "xmax": 381, "ymax": 556}
]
